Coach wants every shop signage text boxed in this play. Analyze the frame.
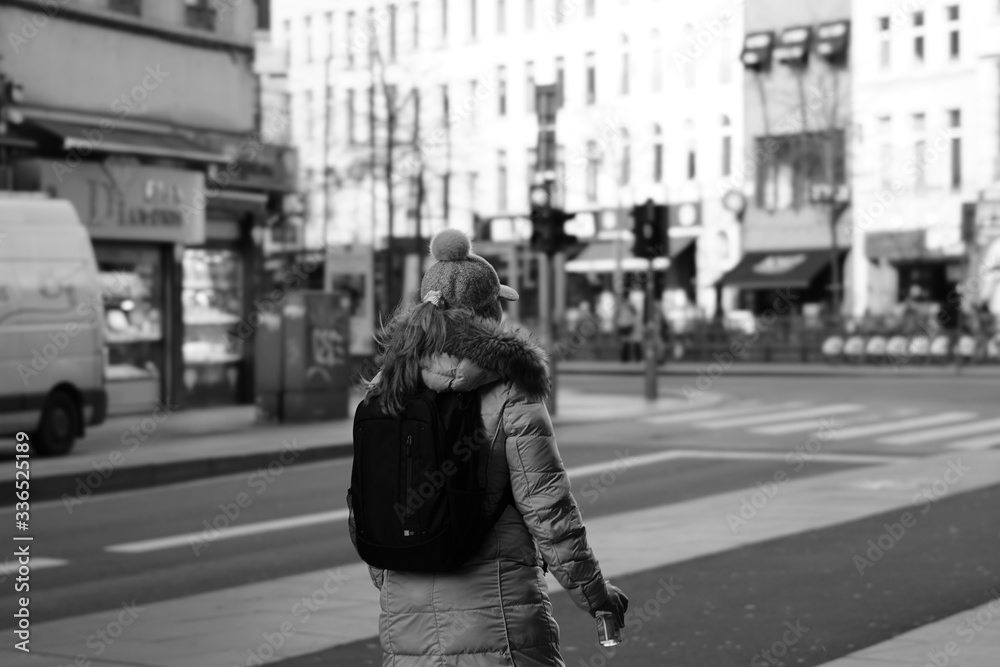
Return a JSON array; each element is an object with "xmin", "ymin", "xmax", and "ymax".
[{"xmin": 19, "ymin": 160, "xmax": 206, "ymax": 245}]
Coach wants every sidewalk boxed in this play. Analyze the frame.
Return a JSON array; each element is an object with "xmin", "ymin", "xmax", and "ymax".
[
  {"xmin": 0, "ymin": 388, "xmax": 701, "ymax": 505},
  {"xmin": 6, "ymin": 442, "xmax": 998, "ymax": 666},
  {"xmin": 560, "ymin": 359, "xmax": 1000, "ymax": 377}
]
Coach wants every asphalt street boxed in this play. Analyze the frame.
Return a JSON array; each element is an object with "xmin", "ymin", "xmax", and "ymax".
[{"xmin": 2, "ymin": 373, "xmax": 998, "ymax": 665}]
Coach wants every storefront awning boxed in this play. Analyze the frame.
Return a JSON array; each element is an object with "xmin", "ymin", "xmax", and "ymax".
[
  {"xmin": 720, "ymin": 249, "xmax": 843, "ymax": 290},
  {"xmin": 565, "ymin": 237, "xmax": 694, "ymax": 273},
  {"xmin": 27, "ymin": 119, "xmax": 229, "ymax": 164}
]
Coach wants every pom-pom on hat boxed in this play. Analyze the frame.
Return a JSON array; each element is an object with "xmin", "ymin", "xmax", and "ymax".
[{"xmin": 420, "ymin": 229, "xmax": 518, "ymax": 315}]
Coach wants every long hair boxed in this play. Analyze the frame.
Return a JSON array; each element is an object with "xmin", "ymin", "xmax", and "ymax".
[{"xmin": 363, "ymin": 298, "xmax": 500, "ymax": 416}]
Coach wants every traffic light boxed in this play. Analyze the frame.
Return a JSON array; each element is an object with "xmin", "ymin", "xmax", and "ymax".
[
  {"xmin": 632, "ymin": 199, "xmax": 668, "ymax": 259},
  {"xmin": 529, "ymin": 181, "xmax": 577, "ymax": 256}
]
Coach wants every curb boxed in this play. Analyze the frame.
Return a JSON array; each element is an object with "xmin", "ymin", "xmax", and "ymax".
[{"xmin": 2, "ymin": 443, "xmax": 354, "ymax": 507}]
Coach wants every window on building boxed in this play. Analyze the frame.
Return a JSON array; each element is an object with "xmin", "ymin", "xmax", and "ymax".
[
  {"xmin": 619, "ymin": 130, "xmax": 630, "ymax": 186},
  {"xmin": 684, "ymin": 120, "xmax": 696, "ymax": 180},
  {"xmin": 878, "ymin": 16, "xmax": 890, "ymax": 69},
  {"xmin": 468, "ymin": 171, "xmax": 478, "ymax": 218},
  {"xmin": 720, "ymin": 35, "xmax": 733, "ymax": 83},
  {"xmin": 914, "ymin": 11, "xmax": 924, "ymax": 26},
  {"xmin": 412, "ymin": 1, "xmax": 420, "ymax": 49},
  {"xmin": 470, "ymin": 0, "xmax": 477, "ymax": 39},
  {"xmin": 947, "ymin": 5, "xmax": 960, "ymax": 59},
  {"xmin": 347, "ymin": 89, "xmax": 356, "ymax": 144},
  {"xmin": 441, "ymin": 0, "xmax": 448, "ymax": 40},
  {"xmin": 386, "ymin": 5, "xmax": 397, "ymax": 61},
  {"xmin": 305, "ymin": 16, "xmax": 313, "ymax": 63},
  {"xmin": 586, "ymin": 52, "xmax": 596, "ymax": 105},
  {"xmin": 878, "ymin": 115, "xmax": 892, "ymax": 188},
  {"xmin": 950, "ymin": 108, "xmax": 962, "ymax": 189},
  {"xmin": 586, "ymin": 0, "xmax": 595, "ymax": 17},
  {"xmin": 912, "ymin": 112, "xmax": 925, "ymax": 133},
  {"xmin": 556, "ymin": 57, "xmax": 565, "ymax": 107},
  {"xmin": 184, "ymin": 0, "xmax": 217, "ymax": 32},
  {"xmin": 525, "ymin": 0, "xmax": 534, "ymax": 29},
  {"xmin": 756, "ymin": 132, "xmax": 846, "ymax": 211},
  {"xmin": 347, "ymin": 11, "xmax": 356, "ymax": 67},
  {"xmin": 620, "ymin": 36, "xmax": 630, "ymax": 96},
  {"xmin": 554, "ymin": 0, "xmax": 565, "ymax": 24},
  {"xmin": 498, "ymin": 0, "xmax": 506, "ymax": 33},
  {"xmin": 305, "ymin": 90, "xmax": 314, "ymax": 139},
  {"xmin": 469, "ymin": 79, "xmax": 478, "ymax": 124},
  {"xmin": 441, "ymin": 84, "xmax": 450, "ymax": 123},
  {"xmin": 497, "ymin": 151, "xmax": 508, "ymax": 211},
  {"xmin": 651, "ymin": 47, "xmax": 664, "ymax": 92},
  {"xmin": 914, "ymin": 140, "xmax": 926, "ymax": 190},
  {"xmin": 367, "ymin": 8, "xmax": 376, "ymax": 67},
  {"xmin": 586, "ymin": 141, "xmax": 599, "ymax": 202},
  {"xmin": 721, "ymin": 116, "xmax": 732, "ymax": 177},
  {"xmin": 526, "ymin": 61, "xmax": 536, "ymax": 113},
  {"xmin": 325, "ymin": 12, "xmax": 334, "ymax": 59},
  {"xmin": 498, "ymin": 66, "xmax": 507, "ymax": 116},
  {"xmin": 653, "ymin": 125, "xmax": 663, "ymax": 183},
  {"xmin": 441, "ymin": 173, "xmax": 450, "ymax": 224},
  {"xmin": 914, "ymin": 35, "xmax": 924, "ymax": 62}
]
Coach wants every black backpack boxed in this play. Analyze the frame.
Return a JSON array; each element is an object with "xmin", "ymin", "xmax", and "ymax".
[{"xmin": 347, "ymin": 387, "xmax": 512, "ymax": 572}]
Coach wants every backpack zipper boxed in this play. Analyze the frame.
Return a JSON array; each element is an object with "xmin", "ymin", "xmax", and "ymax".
[{"xmin": 403, "ymin": 434, "xmax": 414, "ymax": 536}]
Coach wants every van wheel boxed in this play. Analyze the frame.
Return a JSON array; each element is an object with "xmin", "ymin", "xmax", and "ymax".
[{"xmin": 34, "ymin": 391, "xmax": 79, "ymax": 457}]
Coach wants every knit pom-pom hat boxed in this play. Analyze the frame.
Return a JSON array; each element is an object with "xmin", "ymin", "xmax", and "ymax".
[{"xmin": 419, "ymin": 230, "xmax": 518, "ymax": 315}]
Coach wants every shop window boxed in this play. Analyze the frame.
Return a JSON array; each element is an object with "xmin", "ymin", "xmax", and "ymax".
[
  {"xmin": 95, "ymin": 245, "xmax": 165, "ymax": 404},
  {"xmin": 182, "ymin": 249, "xmax": 245, "ymax": 405}
]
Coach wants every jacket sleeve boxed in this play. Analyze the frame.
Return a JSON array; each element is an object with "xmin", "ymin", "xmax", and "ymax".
[{"xmin": 503, "ymin": 394, "xmax": 610, "ymax": 616}]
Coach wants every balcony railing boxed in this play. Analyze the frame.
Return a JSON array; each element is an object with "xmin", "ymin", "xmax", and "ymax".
[
  {"xmin": 184, "ymin": 4, "xmax": 217, "ymax": 32},
  {"xmin": 108, "ymin": 0, "xmax": 141, "ymax": 16}
]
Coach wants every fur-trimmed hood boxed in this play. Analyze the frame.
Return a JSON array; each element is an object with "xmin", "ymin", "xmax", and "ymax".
[{"xmin": 421, "ymin": 316, "xmax": 550, "ymax": 400}]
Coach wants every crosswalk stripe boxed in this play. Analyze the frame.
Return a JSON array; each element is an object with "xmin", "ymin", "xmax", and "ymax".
[
  {"xmin": 0, "ymin": 557, "xmax": 67, "ymax": 575},
  {"xmin": 877, "ymin": 417, "xmax": 1000, "ymax": 446},
  {"xmin": 703, "ymin": 404, "xmax": 865, "ymax": 431},
  {"xmin": 642, "ymin": 401, "xmax": 806, "ymax": 426},
  {"xmin": 753, "ymin": 408, "xmax": 924, "ymax": 436},
  {"xmin": 946, "ymin": 433, "xmax": 1000, "ymax": 451},
  {"xmin": 828, "ymin": 412, "xmax": 977, "ymax": 441}
]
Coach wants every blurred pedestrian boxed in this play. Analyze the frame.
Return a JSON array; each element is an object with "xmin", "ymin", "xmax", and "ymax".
[
  {"xmin": 359, "ymin": 230, "xmax": 628, "ymax": 666},
  {"xmin": 616, "ymin": 299, "xmax": 641, "ymax": 362}
]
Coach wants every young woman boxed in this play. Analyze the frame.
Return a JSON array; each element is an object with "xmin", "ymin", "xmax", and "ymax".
[{"xmin": 362, "ymin": 229, "xmax": 628, "ymax": 666}]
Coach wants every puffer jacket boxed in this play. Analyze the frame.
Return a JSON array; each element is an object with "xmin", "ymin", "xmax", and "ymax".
[{"xmin": 368, "ymin": 315, "xmax": 610, "ymax": 666}]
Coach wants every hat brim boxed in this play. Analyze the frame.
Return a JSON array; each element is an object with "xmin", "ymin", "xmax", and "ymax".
[{"xmin": 498, "ymin": 284, "xmax": 519, "ymax": 301}]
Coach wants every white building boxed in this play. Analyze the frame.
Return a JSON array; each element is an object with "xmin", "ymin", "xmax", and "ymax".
[
  {"xmin": 273, "ymin": 0, "xmax": 745, "ymax": 317},
  {"xmin": 850, "ymin": 0, "xmax": 1000, "ymax": 320}
]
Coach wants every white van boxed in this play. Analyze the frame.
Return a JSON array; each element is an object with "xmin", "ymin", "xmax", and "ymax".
[{"xmin": 0, "ymin": 196, "xmax": 107, "ymax": 456}]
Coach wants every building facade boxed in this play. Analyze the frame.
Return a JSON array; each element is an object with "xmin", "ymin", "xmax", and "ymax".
[
  {"xmin": 726, "ymin": 0, "xmax": 853, "ymax": 317},
  {"xmin": 0, "ymin": 0, "xmax": 297, "ymax": 415},
  {"xmin": 274, "ymin": 0, "xmax": 745, "ymax": 319},
  {"xmin": 850, "ymin": 0, "xmax": 992, "ymax": 324}
]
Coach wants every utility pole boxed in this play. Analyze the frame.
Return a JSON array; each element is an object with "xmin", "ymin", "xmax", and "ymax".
[{"xmin": 530, "ymin": 85, "xmax": 576, "ymax": 415}]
